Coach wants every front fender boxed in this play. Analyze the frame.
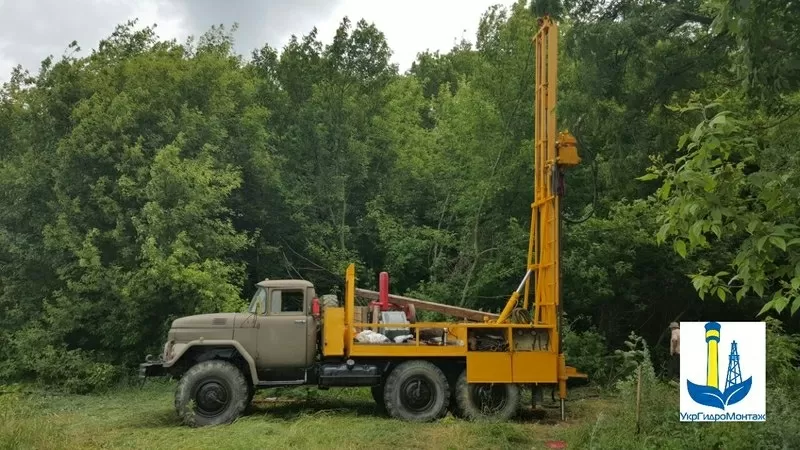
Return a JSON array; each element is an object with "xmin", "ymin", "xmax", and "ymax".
[{"xmin": 166, "ymin": 339, "xmax": 260, "ymax": 384}]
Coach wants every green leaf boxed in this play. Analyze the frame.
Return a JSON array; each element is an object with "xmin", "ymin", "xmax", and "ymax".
[
  {"xmin": 656, "ymin": 223, "xmax": 671, "ymax": 242},
  {"xmin": 718, "ymin": 288, "xmax": 727, "ymax": 301},
  {"xmin": 757, "ymin": 300, "xmax": 775, "ymax": 316},
  {"xmin": 692, "ymin": 121, "xmax": 704, "ymax": 143},
  {"xmin": 709, "ymin": 113, "xmax": 728, "ymax": 127},
  {"xmin": 675, "ymin": 239, "xmax": 687, "ymax": 258},
  {"xmin": 791, "ymin": 298, "xmax": 800, "ymax": 316},
  {"xmin": 660, "ymin": 181, "xmax": 672, "ymax": 200},
  {"xmin": 678, "ymin": 133, "xmax": 689, "ymax": 149},
  {"xmin": 792, "ymin": 277, "xmax": 800, "ymax": 291},
  {"xmin": 637, "ymin": 173, "xmax": 659, "ymax": 181},
  {"xmin": 770, "ymin": 236, "xmax": 787, "ymax": 251},
  {"xmin": 756, "ymin": 236, "xmax": 768, "ymax": 252},
  {"xmin": 774, "ymin": 295, "xmax": 789, "ymax": 314}
]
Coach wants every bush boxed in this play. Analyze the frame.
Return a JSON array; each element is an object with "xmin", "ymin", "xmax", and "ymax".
[
  {"xmin": 563, "ymin": 322, "xmax": 616, "ymax": 385},
  {"xmin": 2, "ymin": 327, "xmax": 122, "ymax": 394},
  {"xmin": 764, "ymin": 317, "xmax": 800, "ymax": 386}
]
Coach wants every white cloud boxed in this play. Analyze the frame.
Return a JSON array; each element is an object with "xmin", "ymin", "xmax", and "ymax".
[
  {"xmin": 0, "ymin": 0, "xmax": 182, "ymax": 80},
  {"xmin": 0, "ymin": 0, "xmax": 516, "ymax": 82},
  {"xmin": 307, "ymin": 0, "xmax": 517, "ymax": 72}
]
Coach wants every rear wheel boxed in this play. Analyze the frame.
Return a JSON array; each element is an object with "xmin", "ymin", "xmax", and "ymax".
[
  {"xmin": 449, "ymin": 387, "xmax": 464, "ymax": 418},
  {"xmin": 447, "ymin": 370, "xmax": 464, "ymax": 418},
  {"xmin": 454, "ymin": 370, "xmax": 520, "ymax": 421},
  {"xmin": 371, "ymin": 385, "xmax": 386, "ymax": 413},
  {"xmin": 174, "ymin": 360, "xmax": 249, "ymax": 427},
  {"xmin": 383, "ymin": 360, "xmax": 449, "ymax": 422}
]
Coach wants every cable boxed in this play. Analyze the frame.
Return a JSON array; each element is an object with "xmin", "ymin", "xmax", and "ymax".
[{"xmin": 560, "ymin": 126, "xmax": 599, "ymax": 224}]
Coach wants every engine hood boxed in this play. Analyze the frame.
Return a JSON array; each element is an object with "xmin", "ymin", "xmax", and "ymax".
[{"xmin": 171, "ymin": 313, "xmax": 242, "ymax": 329}]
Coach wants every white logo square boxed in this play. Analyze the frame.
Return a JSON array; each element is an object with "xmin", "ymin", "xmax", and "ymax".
[{"xmin": 679, "ymin": 321, "xmax": 766, "ymax": 422}]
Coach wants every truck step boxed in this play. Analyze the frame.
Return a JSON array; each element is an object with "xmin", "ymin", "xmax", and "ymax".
[{"xmin": 255, "ymin": 379, "xmax": 307, "ymax": 387}]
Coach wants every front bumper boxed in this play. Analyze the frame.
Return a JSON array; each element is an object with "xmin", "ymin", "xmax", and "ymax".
[
  {"xmin": 139, "ymin": 339, "xmax": 177, "ymax": 379},
  {"xmin": 139, "ymin": 360, "xmax": 168, "ymax": 378}
]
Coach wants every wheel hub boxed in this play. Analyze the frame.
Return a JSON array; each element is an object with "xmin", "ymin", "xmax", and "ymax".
[
  {"xmin": 195, "ymin": 381, "xmax": 229, "ymax": 416},
  {"xmin": 400, "ymin": 376, "xmax": 435, "ymax": 412},
  {"xmin": 473, "ymin": 384, "xmax": 507, "ymax": 414}
]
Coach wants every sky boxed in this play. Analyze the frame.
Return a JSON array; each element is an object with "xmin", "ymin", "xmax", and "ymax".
[{"xmin": 0, "ymin": 0, "xmax": 518, "ymax": 82}]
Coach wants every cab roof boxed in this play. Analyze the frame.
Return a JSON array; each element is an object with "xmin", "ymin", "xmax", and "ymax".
[{"xmin": 255, "ymin": 279, "xmax": 314, "ymax": 289}]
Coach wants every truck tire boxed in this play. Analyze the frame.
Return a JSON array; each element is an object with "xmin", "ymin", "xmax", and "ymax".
[
  {"xmin": 447, "ymin": 370, "xmax": 464, "ymax": 418},
  {"xmin": 174, "ymin": 360, "xmax": 249, "ymax": 427},
  {"xmin": 449, "ymin": 387, "xmax": 464, "ymax": 418},
  {"xmin": 453, "ymin": 370, "xmax": 520, "ymax": 421},
  {"xmin": 244, "ymin": 383, "xmax": 256, "ymax": 413},
  {"xmin": 383, "ymin": 360, "xmax": 449, "ymax": 422},
  {"xmin": 371, "ymin": 385, "xmax": 386, "ymax": 414}
]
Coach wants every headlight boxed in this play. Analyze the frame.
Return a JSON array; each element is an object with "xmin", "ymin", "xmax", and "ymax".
[{"xmin": 162, "ymin": 340, "xmax": 174, "ymax": 361}]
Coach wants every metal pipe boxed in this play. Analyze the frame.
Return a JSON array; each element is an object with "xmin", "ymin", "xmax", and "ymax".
[{"xmin": 516, "ymin": 269, "xmax": 532, "ymax": 293}]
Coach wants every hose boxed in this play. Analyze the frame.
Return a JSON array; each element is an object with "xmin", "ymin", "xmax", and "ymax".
[{"xmin": 510, "ymin": 307, "xmax": 532, "ymax": 324}]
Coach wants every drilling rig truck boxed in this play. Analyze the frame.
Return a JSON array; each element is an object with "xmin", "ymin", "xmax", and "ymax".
[{"xmin": 139, "ymin": 16, "xmax": 587, "ymax": 427}]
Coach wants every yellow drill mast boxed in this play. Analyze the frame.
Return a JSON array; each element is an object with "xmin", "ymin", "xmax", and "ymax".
[
  {"xmin": 494, "ymin": 15, "xmax": 581, "ymax": 414},
  {"xmin": 497, "ymin": 15, "xmax": 580, "ymax": 327},
  {"xmin": 528, "ymin": 16, "xmax": 581, "ymax": 318}
]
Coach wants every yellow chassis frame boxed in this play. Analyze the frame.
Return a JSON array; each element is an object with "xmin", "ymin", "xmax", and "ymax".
[{"xmin": 322, "ymin": 264, "xmax": 586, "ymax": 390}]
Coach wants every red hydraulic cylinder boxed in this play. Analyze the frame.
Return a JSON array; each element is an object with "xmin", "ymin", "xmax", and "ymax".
[
  {"xmin": 379, "ymin": 271, "xmax": 390, "ymax": 310},
  {"xmin": 311, "ymin": 297, "xmax": 320, "ymax": 317}
]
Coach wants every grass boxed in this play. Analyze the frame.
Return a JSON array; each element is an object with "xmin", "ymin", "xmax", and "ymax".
[
  {"xmin": 0, "ymin": 381, "xmax": 615, "ymax": 450},
  {"xmin": 10, "ymin": 376, "xmax": 790, "ymax": 450}
]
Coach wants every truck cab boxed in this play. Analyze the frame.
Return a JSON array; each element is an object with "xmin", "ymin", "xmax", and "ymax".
[
  {"xmin": 142, "ymin": 278, "xmax": 320, "ymax": 384},
  {"xmin": 239, "ymin": 279, "xmax": 318, "ymax": 383}
]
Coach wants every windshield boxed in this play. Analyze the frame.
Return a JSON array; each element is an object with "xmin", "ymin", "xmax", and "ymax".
[{"xmin": 248, "ymin": 287, "xmax": 267, "ymax": 314}]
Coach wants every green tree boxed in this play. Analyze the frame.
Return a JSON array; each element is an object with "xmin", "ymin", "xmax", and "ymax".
[{"xmin": 644, "ymin": 98, "xmax": 800, "ymax": 317}]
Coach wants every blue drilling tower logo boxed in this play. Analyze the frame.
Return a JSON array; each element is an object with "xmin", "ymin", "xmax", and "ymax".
[{"xmin": 686, "ymin": 322, "xmax": 752, "ymax": 410}]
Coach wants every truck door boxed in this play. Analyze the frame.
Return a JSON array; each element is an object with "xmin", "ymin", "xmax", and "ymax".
[{"xmin": 256, "ymin": 287, "xmax": 312, "ymax": 380}]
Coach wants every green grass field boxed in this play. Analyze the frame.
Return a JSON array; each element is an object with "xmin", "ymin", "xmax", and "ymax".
[{"xmin": 0, "ymin": 381, "xmax": 622, "ymax": 450}]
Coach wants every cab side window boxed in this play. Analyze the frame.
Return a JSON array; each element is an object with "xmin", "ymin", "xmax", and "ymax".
[{"xmin": 269, "ymin": 289, "xmax": 305, "ymax": 314}]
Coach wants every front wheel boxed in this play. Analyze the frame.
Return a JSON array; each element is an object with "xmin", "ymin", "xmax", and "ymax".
[
  {"xmin": 453, "ymin": 370, "xmax": 520, "ymax": 421},
  {"xmin": 174, "ymin": 360, "xmax": 250, "ymax": 427},
  {"xmin": 244, "ymin": 382, "xmax": 256, "ymax": 413},
  {"xmin": 383, "ymin": 360, "xmax": 450, "ymax": 422}
]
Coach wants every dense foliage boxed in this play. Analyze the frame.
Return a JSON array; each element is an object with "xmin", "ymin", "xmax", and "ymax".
[{"xmin": 1, "ymin": 0, "xmax": 798, "ymax": 390}]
